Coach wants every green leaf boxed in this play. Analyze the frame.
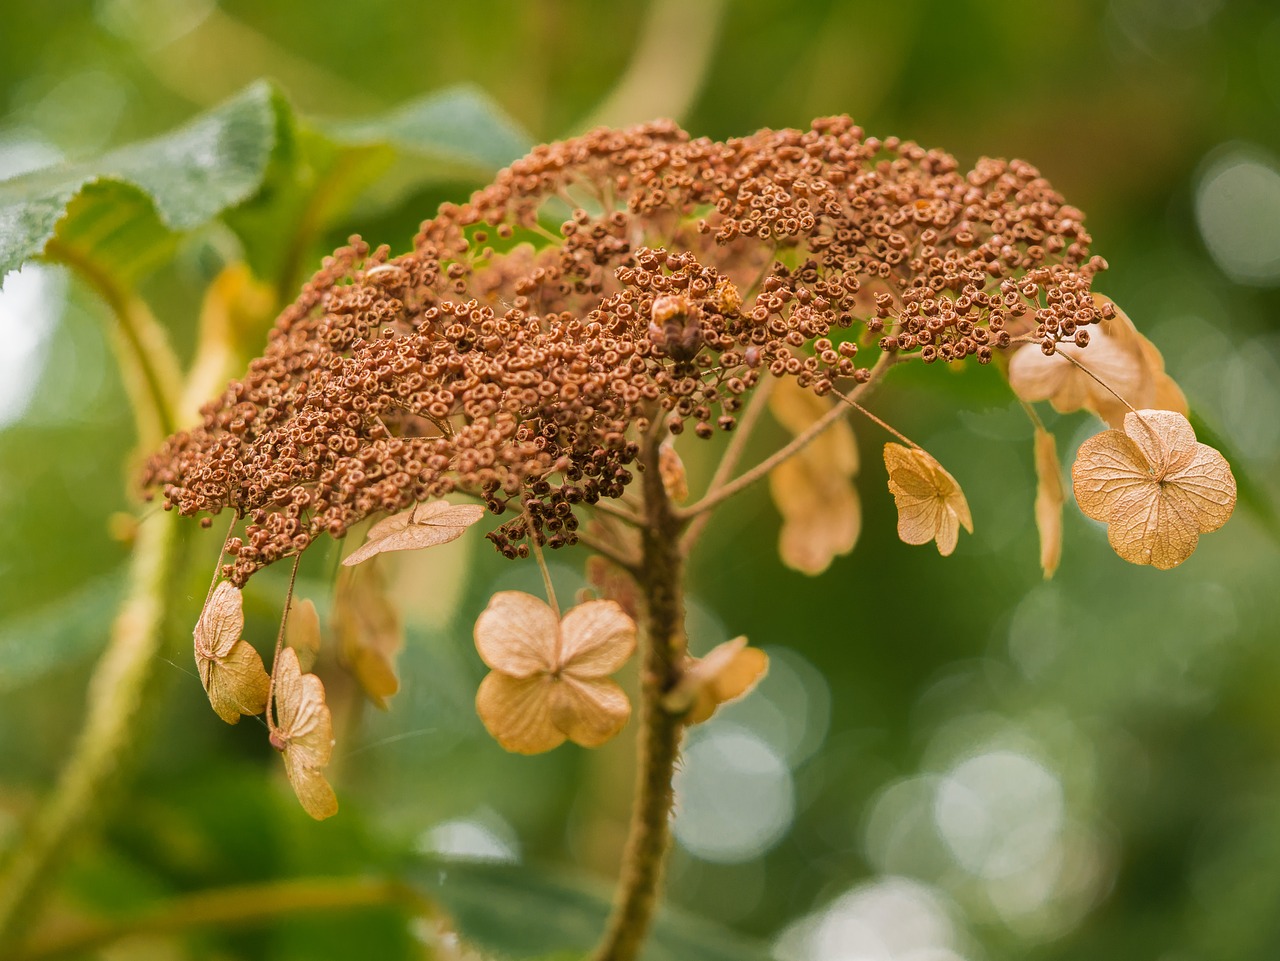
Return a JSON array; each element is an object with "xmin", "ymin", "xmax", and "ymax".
[
  {"xmin": 0, "ymin": 82, "xmax": 530, "ymax": 298},
  {"xmin": 323, "ymin": 85, "xmax": 531, "ymax": 173},
  {"xmin": 0, "ymin": 82, "xmax": 281, "ymax": 284},
  {"xmin": 410, "ymin": 858, "xmax": 772, "ymax": 961},
  {"xmin": 227, "ymin": 84, "xmax": 531, "ymax": 295}
]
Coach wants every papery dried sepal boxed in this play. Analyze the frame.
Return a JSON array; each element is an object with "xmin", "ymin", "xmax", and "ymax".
[
  {"xmin": 334, "ymin": 565, "xmax": 402, "ymax": 709},
  {"xmin": 270, "ymin": 646, "xmax": 338, "ymax": 820},
  {"xmin": 343, "ymin": 501, "xmax": 486, "ymax": 567},
  {"xmin": 1071, "ymin": 409, "xmax": 1235, "ymax": 569},
  {"xmin": 664, "ymin": 636, "xmax": 769, "ymax": 724},
  {"xmin": 768, "ymin": 378, "xmax": 860, "ymax": 574},
  {"xmin": 285, "ymin": 597, "xmax": 322, "ymax": 673},
  {"xmin": 1033, "ymin": 427, "xmax": 1065, "ymax": 579},
  {"xmin": 883, "ymin": 443, "xmax": 973, "ymax": 556},
  {"xmin": 473, "ymin": 592, "xmax": 635, "ymax": 754},
  {"xmin": 193, "ymin": 582, "xmax": 270, "ymax": 724},
  {"xmin": 1008, "ymin": 295, "xmax": 1188, "ymax": 428}
]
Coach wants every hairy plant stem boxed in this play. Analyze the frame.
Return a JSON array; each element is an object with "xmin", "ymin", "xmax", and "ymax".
[
  {"xmin": 0, "ymin": 509, "xmax": 180, "ymax": 953},
  {"xmin": 590, "ymin": 421, "xmax": 689, "ymax": 961},
  {"xmin": 15, "ymin": 875, "xmax": 430, "ymax": 961}
]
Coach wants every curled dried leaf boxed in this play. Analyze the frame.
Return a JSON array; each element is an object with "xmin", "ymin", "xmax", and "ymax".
[
  {"xmin": 768, "ymin": 378, "xmax": 861, "ymax": 574},
  {"xmin": 1071, "ymin": 409, "xmax": 1236, "ymax": 569},
  {"xmin": 270, "ymin": 647, "xmax": 338, "ymax": 820},
  {"xmin": 883, "ymin": 443, "xmax": 973, "ymax": 556},
  {"xmin": 342, "ymin": 500, "xmax": 486, "ymax": 566},
  {"xmin": 663, "ymin": 636, "xmax": 769, "ymax": 724},
  {"xmin": 334, "ymin": 565, "xmax": 402, "ymax": 709},
  {"xmin": 1008, "ymin": 295, "xmax": 1188, "ymax": 428},
  {"xmin": 286, "ymin": 597, "xmax": 322, "ymax": 673},
  {"xmin": 1033, "ymin": 427, "xmax": 1065, "ymax": 579},
  {"xmin": 193, "ymin": 582, "xmax": 270, "ymax": 724},
  {"xmin": 473, "ymin": 592, "xmax": 636, "ymax": 754}
]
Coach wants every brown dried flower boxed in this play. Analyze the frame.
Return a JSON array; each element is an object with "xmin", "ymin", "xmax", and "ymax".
[
  {"xmin": 768, "ymin": 377, "xmax": 860, "ymax": 574},
  {"xmin": 883, "ymin": 443, "xmax": 973, "ymax": 556},
  {"xmin": 269, "ymin": 646, "xmax": 338, "ymax": 820},
  {"xmin": 193, "ymin": 582, "xmax": 270, "ymax": 724},
  {"xmin": 141, "ymin": 117, "xmax": 1113, "ymax": 586},
  {"xmin": 1071, "ymin": 410, "xmax": 1235, "ymax": 569},
  {"xmin": 342, "ymin": 500, "xmax": 486, "ymax": 567},
  {"xmin": 1008, "ymin": 295, "xmax": 1186, "ymax": 428},
  {"xmin": 334, "ymin": 564, "xmax": 402, "ymax": 709},
  {"xmin": 663, "ymin": 636, "xmax": 769, "ymax": 724},
  {"xmin": 474, "ymin": 592, "xmax": 636, "ymax": 754},
  {"xmin": 1033, "ymin": 427, "xmax": 1065, "ymax": 579},
  {"xmin": 285, "ymin": 596, "xmax": 322, "ymax": 673}
]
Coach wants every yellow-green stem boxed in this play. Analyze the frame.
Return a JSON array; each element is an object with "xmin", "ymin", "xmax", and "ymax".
[
  {"xmin": 0, "ymin": 509, "xmax": 181, "ymax": 952},
  {"xmin": 14, "ymin": 875, "xmax": 429, "ymax": 961}
]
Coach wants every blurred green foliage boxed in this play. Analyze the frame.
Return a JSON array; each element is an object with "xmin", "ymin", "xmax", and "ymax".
[{"xmin": 1, "ymin": 1, "xmax": 1279, "ymax": 959}]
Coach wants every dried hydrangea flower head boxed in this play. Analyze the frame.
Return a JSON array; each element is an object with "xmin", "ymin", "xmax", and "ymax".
[
  {"xmin": 142, "ymin": 116, "xmax": 1123, "ymax": 586},
  {"xmin": 155, "ymin": 115, "xmax": 1236, "ymax": 956}
]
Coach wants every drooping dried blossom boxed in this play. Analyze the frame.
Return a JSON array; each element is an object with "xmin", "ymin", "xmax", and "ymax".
[
  {"xmin": 141, "ymin": 117, "xmax": 1117, "ymax": 585},
  {"xmin": 270, "ymin": 646, "xmax": 338, "ymax": 820},
  {"xmin": 334, "ymin": 564, "xmax": 403, "ymax": 709},
  {"xmin": 1071, "ymin": 410, "xmax": 1235, "ymax": 569},
  {"xmin": 285, "ymin": 596, "xmax": 322, "ymax": 673},
  {"xmin": 663, "ymin": 636, "xmax": 769, "ymax": 724},
  {"xmin": 1008, "ymin": 295, "xmax": 1187, "ymax": 428},
  {"xmin": 768, "ymin": 377, "xmax": 860, "ymax": 574},
  {"xmin": 342, "ymin": 500, "xmax": 486, "ymax": 567},
  {"xmin": 193, "ymin": 582, "xmax": 270, "ymax": 724},
  {"xmin": 1033, "ymin": 427, "xmax": 1065, "ymax": 579},
  {"xmin": 883, "ymin": 443, "xmax": 973, "ymax": 556},
  {"xmin": 658, "ymin": 441, "xmax": 689, "ymax": 503},
  {"xmin": 474, "ymin": 592, "xmax": 636, "ymax": 754}
]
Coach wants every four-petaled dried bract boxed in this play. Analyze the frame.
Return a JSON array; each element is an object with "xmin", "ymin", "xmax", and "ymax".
[
  {"xmin": 270, "ymin": 646, "xmax": 339, "ymax": 820},
  {"xmin": 1071, "ymin": 409, "xmax": 1236, "ymax": 569},
  {"xmin": 883, "ymin": 443, "xmax": 973, "ymax": 557},
  {"xmin": 193, "ymin": 582, "xmax": 270, "ymax": 724},
  {"xmin": 474, "ymin": 592, "xmax": 636, "ymax": 754}
]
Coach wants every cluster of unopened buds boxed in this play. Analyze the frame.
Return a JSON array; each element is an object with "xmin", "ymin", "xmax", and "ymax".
[{"xmin": 145, "ymin": 116, "xmax": 1236, "ymax": 818}]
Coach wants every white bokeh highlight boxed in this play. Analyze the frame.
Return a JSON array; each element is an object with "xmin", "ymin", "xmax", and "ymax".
[{"xmin": 672, "ymin": 723, "xmax": 794, "ymax": 863}]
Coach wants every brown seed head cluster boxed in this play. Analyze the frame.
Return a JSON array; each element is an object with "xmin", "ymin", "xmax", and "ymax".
[{"xmin": 142, "ymin": 117, "xmax": 1107, "ymax": 585}]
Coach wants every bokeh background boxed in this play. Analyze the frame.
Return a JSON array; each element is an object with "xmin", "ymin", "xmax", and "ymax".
[{"xmin": 2, "ymin": 1, "xmax": 1279, "ymax": 959}]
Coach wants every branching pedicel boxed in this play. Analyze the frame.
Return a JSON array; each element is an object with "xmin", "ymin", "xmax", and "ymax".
[{"xmin": 142, "ymin": 117, "xmax": 1236, "ymax": 960}]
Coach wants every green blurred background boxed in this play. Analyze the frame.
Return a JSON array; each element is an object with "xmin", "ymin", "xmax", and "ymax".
[{"xmin": 2, "ymin": 1, "xmax": 1279, "ymax": 958}]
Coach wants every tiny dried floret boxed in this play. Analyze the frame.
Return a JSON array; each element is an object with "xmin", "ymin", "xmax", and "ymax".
[{"xmin": 141, "ymin": 117, "xmax": 1114, "ymax": 586}]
